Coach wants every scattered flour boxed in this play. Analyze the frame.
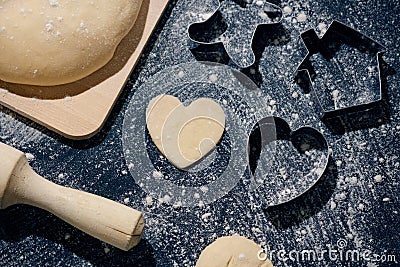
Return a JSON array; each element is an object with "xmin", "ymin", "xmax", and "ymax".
[
  {"xmin": 283, "ymin": 6, "xmax": 292, "ymax": 14},
  {"xmin": 297, "ymin": 12, "xmax": 307, "ymax": 22},
  {"xmin": 374, "ymin": 175, "xmax": 383, "ymax": 183}
]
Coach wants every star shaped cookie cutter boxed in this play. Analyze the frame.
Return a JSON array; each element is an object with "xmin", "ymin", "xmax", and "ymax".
[{"xmin": 188, "ymin": 0, "xmax": 283, "ymax": 68}]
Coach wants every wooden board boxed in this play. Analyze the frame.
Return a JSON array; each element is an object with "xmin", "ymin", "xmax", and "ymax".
[{"xmin": 0, "ymin": 0, "xmax": 170, "ymax": 140}]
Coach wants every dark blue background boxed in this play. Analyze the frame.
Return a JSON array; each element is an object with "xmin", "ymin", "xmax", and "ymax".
[{"xmin": 0, "ymin": 0, "xmax": 399, "ymax": 266}]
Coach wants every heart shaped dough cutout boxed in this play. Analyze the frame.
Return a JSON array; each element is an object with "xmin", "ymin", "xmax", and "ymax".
[{"xmin": 146, "ymin": 95, "xmax": 226, "ymax": 170}]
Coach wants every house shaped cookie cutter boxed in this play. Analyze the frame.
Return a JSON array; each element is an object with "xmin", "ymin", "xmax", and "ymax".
[{"xmin": 295, "ymin": 20, "xmax": 388, "ymax": 134}]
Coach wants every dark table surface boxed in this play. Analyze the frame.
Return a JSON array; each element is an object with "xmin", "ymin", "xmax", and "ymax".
[{"xmin": 0, "ymin": 0, "xmax": 399, "ymax": 266}]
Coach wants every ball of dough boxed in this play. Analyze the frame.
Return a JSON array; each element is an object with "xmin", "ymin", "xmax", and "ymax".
[
  {"xmin": 196, "ymin": 236, "xmax": 274, "ymax": 267},
  {"xmin": 0, "ymin": 0, "xmax": 142, "ymax": 86}
]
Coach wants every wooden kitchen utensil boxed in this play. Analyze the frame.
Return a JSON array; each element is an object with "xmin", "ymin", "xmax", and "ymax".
[{"xmin": 0, "ymin": 142, "xmax": 144, "ymax": 251}]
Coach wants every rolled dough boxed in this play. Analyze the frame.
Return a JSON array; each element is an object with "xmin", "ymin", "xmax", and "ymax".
[
  {"xmin": 146, "ymin": 94, "xmax": 226, "ymax": 170},
  {"xmin": 196, "ymin": 236, "xmax": 274, "ymax": 267},
  {"xmin": 0, "ymin": 0, "xmax": 142, "ymax": 86}
]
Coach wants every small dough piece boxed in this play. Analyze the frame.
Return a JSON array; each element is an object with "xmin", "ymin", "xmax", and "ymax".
[
  {"xmin": 146, "ymin": 94, "xmax": 226, "ymax": 170},
  {"xmin": 196, "ymin": 236, "xmax": 273, "ymax": 267},
  {"xmin": 0, "ymin": 0, "xmax": 142, "ymax": 86}
]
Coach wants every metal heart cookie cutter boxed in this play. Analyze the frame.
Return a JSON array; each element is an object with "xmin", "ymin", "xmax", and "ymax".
[
  {"xmin": 295, "ymin": 20, "xmax": 388, "ymax": 134},
  {"xmin": 188, "ymin": 0, "xmax": 282, "ymax": 68},
  {"xmin": 247, "ymin": 116, "xmax": 331, "ymax": 207}
]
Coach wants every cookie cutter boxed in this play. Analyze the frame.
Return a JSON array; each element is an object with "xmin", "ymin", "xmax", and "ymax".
[
  {"xmin": 188, "ymin": 0, "xmax": 282, "ymax": 68},
  {"xmin": 247, "ymin": 116, "xmax": 330, "ymax": 207},
  {"xmin": 295, "ymin": 20, "xmax": 388, "ymax": 133}
]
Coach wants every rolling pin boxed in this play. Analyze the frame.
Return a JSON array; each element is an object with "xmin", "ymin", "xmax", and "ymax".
[{"xmin": 0, "ymin": 142, "xmax": 144, "ymax": 251}]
